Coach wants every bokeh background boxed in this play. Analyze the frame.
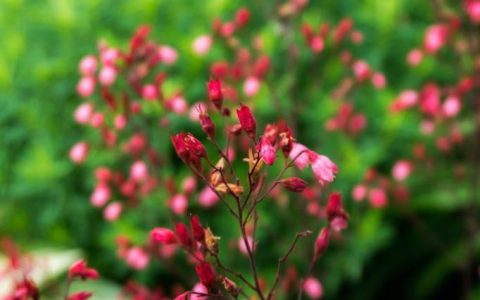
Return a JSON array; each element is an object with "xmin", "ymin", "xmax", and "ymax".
[{"xmin": 1, "ymin": 0, "xmax": 478, "ymax": 299}]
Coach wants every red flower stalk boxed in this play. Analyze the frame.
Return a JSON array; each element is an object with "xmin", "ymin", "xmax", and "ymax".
[
  {"xmin": 236, "ymin": 105, "xmax": 256, "ymax": 139},
  {"xmin": 279, "ymin": 177, "xmax": 307, "ymax": 192},
  {"xmin": 150, "ymin": 227, "xmax": 177, "ymax": 245},
  {"xmin": 68, "ymin": 260, "xmax": 99, "ymax": 281},
  {"xmin": 195, "ymin": 262, "xmax": 217, "ymax": 288},
  {"xmin": 190, "ymin": 215, "xmax": 205, "ymax": 243},
  {"xmin": 67, "ymin": 291, "xmax": 93, "ymax": 300},
  {"xmin": 207, "ymin": 79, "xmax": 223, "ymax": 110},
  {"xmin": 314, "ymin": 227, "xmax": 330, "ymax": 261},
  {"xmin": 175, "ymin": 223, "xmax": 193, "ymax": 249}
]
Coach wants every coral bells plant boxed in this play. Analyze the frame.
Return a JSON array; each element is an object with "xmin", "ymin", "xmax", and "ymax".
[{"xmin": 146, "ymin": 95, "xmax": 347, "ymax": 299}]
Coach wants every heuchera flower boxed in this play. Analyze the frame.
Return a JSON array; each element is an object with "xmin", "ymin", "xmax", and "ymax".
[
  {"xmin": 326, "ymin": 193, "xmax": 348, "ymax": 232},
  {"xmin": 171, "ymin": 133, "xmax": 207, "ymax": 168},
  {"xmin": 68, "ymin": 260, "xmax": 99, "ymax": 281},
  {"xmin": 289, "ymin": 143, "xmax": 310, "ymax": 170},
  {"xmin": 314, "ymin": 227, "xmax": 330, "ymax": 260},
  {"xmin": 279, "ymin": 177, "xmax": 307, "ymax": 192},
  {"xmin": 303, "ymin": 277, "xmax": 324, "ymax": 300},
  {"xmin": 259, "ymin": 136, "xmax": 276, "ymax": 165},
  {"xmin": 67, "ymin": 291, "xmax": 93, "ymax": 300},
  {"xmin": 465, "ymin": 0, "xmax": 480, "ymax": 23},
  {"xmin": 207, "ymin": 79, "xmax": 223, "ymax": 109},
  {"xmin": 125, "ymin": 246, "xmax": 150, "ymax": 270},
  {"xmin": 424, "ymin": 24, "xmax": 449, "ymax": 54},
  {"xmin": 236, "ymin": 105, "xmax": 256, "ymax": 139},
  {"xmin": 392, "ymin": 160, "xmax": 412, "ymax": 182},
  {"xmin": 192, "ymin": 35, "xmax": 212, "ymax": 56},
  {"xmin": 309, "ymin": 153, "xmax": 338, "ymax": 185},
  {"xmin": 175, "ymin": 223, "xmax": 193, "ymax": 249},
  {"xmin": 195, "ymin": 262, "xmax": 216, "ymax": 288},
  {"xmin": 191, "ymin": 282, "xmax": 209, "ymax": 300},
  {"xmin": 69, "ymin": 142, "xmax": 89, "ymax": 164},
  {"xmin": 368, "ymin": 187, "xmax": 388, "ymax": 208},
  {"xmin": 190, "ymin": 215, "xmax": 205, "ymax": 243},
  {"xmin": 150, "ymin": 228, "xmax": 177, "ymax": 245}
]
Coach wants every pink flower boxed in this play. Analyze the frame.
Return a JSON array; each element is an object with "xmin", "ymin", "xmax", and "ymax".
[
  {"xmin": 74, "ymin": 103, "xmax": 94, "ymax": 124},
  {"xmin": 168, "ymin": 95, "xmax": 188, "ymax": 114},
  {"xmin": 98, "ymin": 65, "xmax": 117, "ymax": 86},
  {"xmin": 103, "ymin": 202, "xmax": 122, "ymax": 221},
  {"xmin": 309, "ymin": 36, "xmax": 324, "ymax": 53},
  {"xmin": 352, "ymin": 184, "xmax": 367, "ymax": 202},
  {"xmin": 369, "ymin": 187, "xmax": 387, "ymax": 208},
  {"xmin": 198, "ymin": 186, "xmax": 219, "ymax": 207},
  {"xmin": 114, "ymin": 114, "xmax": 127, "ymax": 130},
  {"xmin": 100, "ymin": 48, "xmax": 119, "ymax": 65},
  {"xmin": 407, "ymin": 48, "xmax": 423, "ymax": 66},
  {"xmin": 192, "ymin": 35, "xmax": 212, "ymax": 56},
  {"xmin": 170, "ymin": 194, "xmax": 188, "ymax": 215},
  {"xmin": 420, "ymin": 120, "xmax": 435, "ymax": 135},
  {"xmin": 150, "ymin": 228, "xmax": 177, "ymax": 245},
  {"xmin": 442, "ymin": 95, "xmax": 461, "ymax": 117},
  {"xmin": 69, "ymin": 259, "xmax": 99, "ymax": 280},
  {"xmin": 182, "ymin": 176, "xmax": 197, "ymax": 194},
  {"xmin": 243, "ymin": 76, "xmax": 260, "ymax": 97},
  {"xmin": 77, "ymin": 77, "xmax": 95, "ymax": 97},
  {"xmin": 69, "ymin": 142, "xmax": 89, "ymax": 164},
  {"xmin": 125, "ymin": 247, "xmax": 150, "ymax": 270},
  {"xmin": 130, "ymin": 160, "xmax": 148, "ymax": 182},
  {"xmin": 352, "ymin": 60, "xmax": 370, "ymax": 81},
  {"xmin": 259, "ymin": 136, "xmax": 276, "ymax": 165},
  {"xmin": 89, "ymin": 112, "xmax": 104, "ymax": 128},
  {"xmin": 142, "ymin": 84, "xmax": 158, "ymax": 101},
  {"xmin": 79, "ymin": 55, "xmax": 97, "ymax": 76},
  {"xmin": 189, "ymin": 102, "xmax": 207, "ymax": 121},
  {"xmin": 289, "ymin": 143, "xmax": 310, "ymax": 170},
  {"xmin": 371, "ymin": 72, "xmax": 386, "ymax": 89},
  {"xmin": 464, "ymin": 0, "xmax": 480, "ymax": 24},
  {"xmin": 237, "ymin": 105, "xmax": 257, "ymax": 138},
  {"xmin": 195, "ymin": 262, "xmax": 216, "ymax": 288},
  {"xmin": 310, "ymin": 153, "xmax": 338, "ymax": 185},
  {"xmin": 303, "ymin": 277, "xmax": 324, "ymax": 299},
  {"xmin": 207, "ymin": 79, "xmax": 223, "ymax": 109},
  {"xmin": 159, "ymin": 45, "xmax": 178, "ymax": 65},
  {"xmin": 238, "ymin": 235, "xmax": 254, "ymax": 255},
  {"xmin": 392, "ymin": 160, "xmax": 412, "ymax": 182},
  {"xmin": 90, "ymin": 183, "xmax": 111, "ymax": 207},
  {"xmin": 190, "ymin": 283, "xmax": 208, "ymax": 300},
  {"xmin": 397, "ymin": 90, "xmax": 418, "ymax": 109},
  {"xmin": 314, "ymin": 227, "xmax": 330, "ymax": 259},
  {"xmin": 424, "ymin": 24, "xmax": 448, "ymax": 54}
]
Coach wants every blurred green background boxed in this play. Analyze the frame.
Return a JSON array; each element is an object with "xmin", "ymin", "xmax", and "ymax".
[{"xmin": 1, "ymin": 0, "xmax": 478, "ymax": 299}]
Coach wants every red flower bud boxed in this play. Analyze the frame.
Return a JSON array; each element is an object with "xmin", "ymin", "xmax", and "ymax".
[
  {"xmin": 236, "ymin": 105, "xmax": 256, "ymax": 139},
  {"xmin": 326, "ymin": 192, "xmax": 348, "ymax": 232},
  {"xmin": 314, "ymin": 227, "xmax": 330, "ymax": 260},
  {"xmin": 171, "ymin": 133, "xmax": 207, "ymax": 168},
  {"xmin": 207, "ymin": 79, "xmax": 223, "ymax": 109},
  {"xmin": 68, "ymin": 260, "xmax": 99, "ymax": 281},
  {"xmin": 235, "ymin": 8, "xmax": 251, "ymax": 27},
  {"xmin": 279, "ymin": 177, "xmax": 307, "ymax": 192},
  {"xmin": 190, "ymin": 215, "xmax": 205, "ymax": 243},
  {"xmin": 199, "ymin": 112, "xmax": 215, "ymax": 139},
  {"xmin": 150, "ymin": 227, "xmax": 177, "ymax": 245},
  {"xmin": 67, "ymin": 291, "xmax": 93, "ymax": 300},
  {"xmin": 175, "ymin": 223, "xmax": 193, "ymax": 248},
  {"xmin": 195, "ymin": 262, "xmax": 217, "ymax": 287}
]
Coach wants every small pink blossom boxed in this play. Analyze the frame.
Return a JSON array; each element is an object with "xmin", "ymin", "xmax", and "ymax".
[
  {"xmin": 260, "ymin": 137, "xmax": 276, "ymax": 165},
  {"xmin": 182, "ymin": 176, "xmax": 197, "ymax": 194},
  {"xmin": 192, "ymin": 35, "xmax": 212, "ymax": 56},
  {"xmin": 198, "ymin": 187, "xmax": 219, "ymax": 208},
  {"xmin": 392, "ymin": 160, "xmax": 412, "ymax": 182},
  {"xmin": 189, "ymin": 102, "xmax": 207, "ymax": 121},
  {"xmin": 130, "ymin": 160, "xmax": 148, "ymax": 182},
  {"xmin": 98, "ymin": 65, "xmax": 117, "ymax": 86},
  {"xmin": 159, "ymin": 46, "xmax": 178, "ymax": 65},
  {"xmin": 407, "ymin": 48, "xmax": 423, "ymax": 66},
  {"xmin": 114, "ymin": 114, "xmax": 127, "ymax": 130},
  {"xmin": 69, "ymin": 142, "xmax": 89, "ymax": 164},
  {"xmin": 442, "ymin": 95, "xmax": 461, "ymax": 118},
  {"xmin": 190, "ymin": 283, "xmax": 208, "ymax": 300},
  {"xmin": 90, "ymin": 183, "xmax": 111, "ymax": 207},
  {"xmin": 369, "ymin": 187, "xmax": 387, "ymax": 208},
  {"xmin": 168, "ymin": 95, "xmax": 188, "ymax": 114},
  {"xmin": 309, "ymin": 36, "xmax": 324, "ymax": 53},
  {"xmin": 352, "ymin": 60, "xmax": 370, "ymax": 81},
  {"xmin": 424, "ymin": 24, "xmax": 448, "ymax": 54},
  {"xmin": 170, "ymin": 194, "xmax": 188, "ymax": 215},
  {"xmin": 303, "ymin": 277, "xmax": 324, "ymax": 299},
  {"xmin": 465, "ymin": 0, "xmax": 480, "ymax": 24},
  {"xmin": 125, "ymin": 246, "xmax": 150, "ymax": 270},
  {"xmin": 310, "ymin": 153, "xmax": 338, "ymax": 185},
  {"xmin": 289, "ymin": 143, "xmax": 310, "ymax": 170},
  {"xmin": 243, "ymin": 76, "xmax": 260, "ymax": 97},
  {"xmin": 79, "ymin": 55, "xmax": 97, "ymax": 76},
  {"xmin": 74, "ymin": 103, "xmax": 94, "ymax": 124},
  {"xmin": 352, "ymin": 184, "xmax": 367, "ymax": 202},
  {"xmin": 238, "ymin": 236, "xmax": 255, "ymax": 255},
  {"xmin": 398, "ymin": 90, "xmax": 419, "ymax": 108},
  {"xmin": 371, "ymin": 72, "xmax": 386, "ymax": 89},
  {"xmin": 77, "ymin": 77, "xmax": 95, "ymax": 97},
  {"xmin": 89, "ymin": 112, "xmax": 104, "ymax": 128},
  {"xmin": 100, "ymin": 48, "xmax": 119, "ymax": 65},
  {"xmin": 142, "ymin": 84, "xmax": 158, "ymax": 101},
  {"xmin": 104, "ymin": 202, "xmax": 122, "ymax": 221},
  {"xmin": 420, "ymin": 120, "xmax": 435, "ymax": 135}
]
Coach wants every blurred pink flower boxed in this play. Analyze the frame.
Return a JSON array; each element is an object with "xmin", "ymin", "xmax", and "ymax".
[{"xmin": 303, "ymin": 277, "xmax": 324, "ymax": 299}]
